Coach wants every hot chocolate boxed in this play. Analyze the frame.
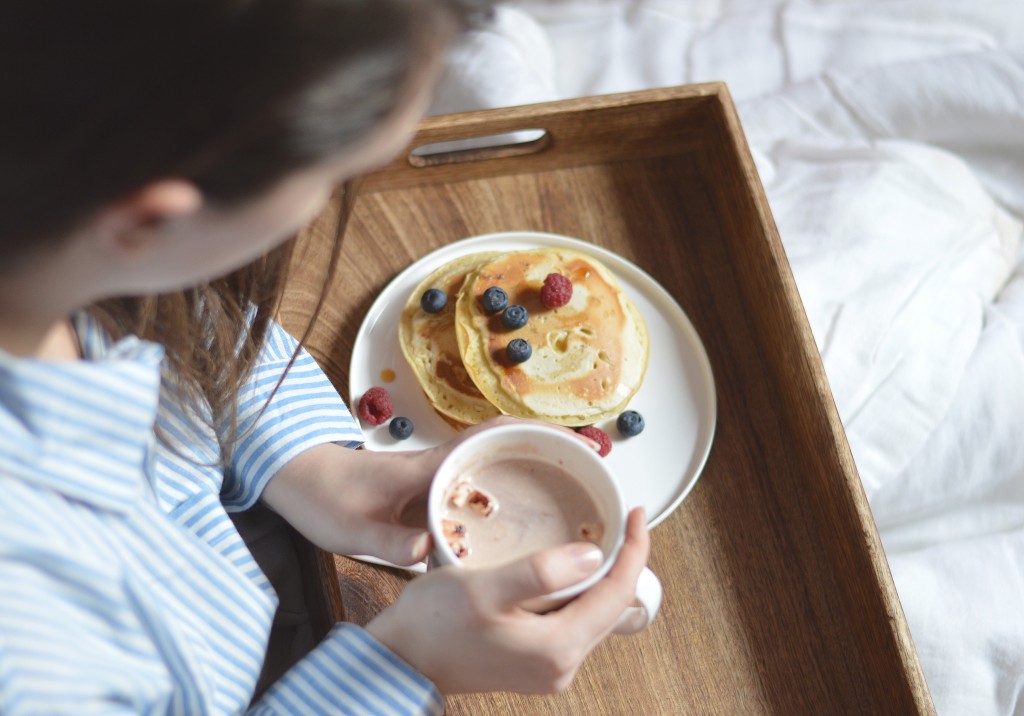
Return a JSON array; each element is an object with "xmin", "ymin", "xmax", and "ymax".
[
  {"xmin": 427, "ymin": 424, "xmax": 662, "ymax": 633},
  {"xmin": 440, "ymin": 457, "xmax": 604, "ymax": 567}
]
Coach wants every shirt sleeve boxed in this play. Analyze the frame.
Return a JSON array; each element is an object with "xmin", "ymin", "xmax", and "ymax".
[
  {"xmin": 220, "ymin": 320, "xmax": 364, "ymax": 512},
  {"xmin": 247, "ymin": 623, "xmax": 444, "ymax": 716}
]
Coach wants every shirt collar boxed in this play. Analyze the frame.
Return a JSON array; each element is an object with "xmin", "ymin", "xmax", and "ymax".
[{"xmin": 0, "ymin": 331, "xmax": 165, "ymax": 514}]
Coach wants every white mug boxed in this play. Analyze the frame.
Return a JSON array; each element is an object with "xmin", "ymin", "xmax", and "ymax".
[{"xmin": 426, "ymin": 423, "xmax": 662, "ymax": 634}]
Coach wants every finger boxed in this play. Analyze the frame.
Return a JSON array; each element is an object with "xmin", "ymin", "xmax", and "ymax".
[
  {"xmin": 352, "ymin": 520, "xmax": 432, "ymax": 566},
  {"xmin": 468, "ymin": 541, "xmax": 605, "ymax": 609},
  {"xmin": 416, "ymin": 417, "xmax": 516, "ymax": 474},
  {"xmin": 496, "ymin": 419, "xmax": 599, "ymax": 451},
  {"xmin": 511, "ymin": 419, "xmax": 600, "ymax": 452},
  {"xmin": 404, "ymin": 531, "xmax": 433, "ymax": 565},
  {"xmin": 379, "ymin": 457, "xmax": 436, "ymax": 504},
  {"xmin": 447, "ymin": 417, "xmax": 601, "ymax": 454},
  {"xmin": 556, "ymin": 507, "xmax": 650, "ymax": 634},
  {"xmin": 397, "ymin": 495, "xmax": 429, "ymax": 530}
]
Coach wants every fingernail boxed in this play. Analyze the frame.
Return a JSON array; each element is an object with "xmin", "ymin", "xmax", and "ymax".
[
  {"xmin": 411, "ymin": 532, "xmax": 431, "ymax": 559},
  {"xmin": 568, "ymin": 543, "xmax": 604, "ymax": 574}
]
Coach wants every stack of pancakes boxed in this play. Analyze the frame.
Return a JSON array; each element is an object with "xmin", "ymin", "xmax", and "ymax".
[{"xmin": 399, "ymin": 247, "xmax": 649, "ymax": 428}]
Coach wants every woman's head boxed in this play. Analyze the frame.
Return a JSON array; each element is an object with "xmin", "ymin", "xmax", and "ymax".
[
  {"xmin": 1, "ymin": 0, "xmax": 490, "ymax": 272},
  {"xmin": 0, "ymin": 0, "xmax": 492, "ymax": 452}
]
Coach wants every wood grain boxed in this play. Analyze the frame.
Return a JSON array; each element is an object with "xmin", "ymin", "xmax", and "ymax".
[{"xmin": 279, "ymin": 84, "xmax": 935, "ymax": 715}]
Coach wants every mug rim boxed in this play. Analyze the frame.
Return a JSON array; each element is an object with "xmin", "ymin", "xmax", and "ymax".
[{"xmin": 427, "ymin": 423, "xmax": 627, "ymax": 601}]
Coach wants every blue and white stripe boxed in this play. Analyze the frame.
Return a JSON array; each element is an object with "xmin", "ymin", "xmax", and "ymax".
[{"xmin": 0, "ymin": 314, "xmax": 442, "ymax": 714}]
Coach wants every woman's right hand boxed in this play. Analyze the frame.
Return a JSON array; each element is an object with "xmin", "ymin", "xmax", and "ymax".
[{"xmin": 364, "ymin": 507, "xmax": 650, "ymax": 695}]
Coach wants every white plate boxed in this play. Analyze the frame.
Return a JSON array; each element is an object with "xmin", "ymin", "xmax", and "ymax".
[{"xmin": 348, "ymin": 231, "xmax": 716, "ymax": 568}]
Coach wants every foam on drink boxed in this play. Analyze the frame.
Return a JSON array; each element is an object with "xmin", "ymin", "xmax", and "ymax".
[{"xmin": 441, "ymin": 457, "xmax": 604, "ymax": 567}]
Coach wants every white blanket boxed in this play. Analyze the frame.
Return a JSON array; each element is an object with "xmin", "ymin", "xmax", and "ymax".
[{"xmin": 431, "ymin": 3, "xmax": 1024, "ymax": 714}]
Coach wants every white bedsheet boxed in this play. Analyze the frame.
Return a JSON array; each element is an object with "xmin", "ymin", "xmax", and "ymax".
[{"xmin": 431, "ymin": 3, "xmax": 1024, "ymax": 713}]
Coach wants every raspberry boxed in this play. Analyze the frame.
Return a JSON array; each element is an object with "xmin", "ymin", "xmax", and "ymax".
[
  {"xmin": 540, "ymin": 273, "xmax": 572, "ymax": 309},
  {"xmin": 389, "ymin": 416, "xmax": 414, "ymax": 440},
  {"xmin": 420, "ymin": 288, "xmax": 447, "ymax": 313},
  {"xmin": 616, "ymin": 410, "xmax": 645, "ymax": 437},
  {"xmin": 357, "ymin": 386, "xmax": 393, "ymax": 426},
  {"xmin": 501, "ymin": 304, "xmax": 529, "ymax": 330},
  {"xmin": 576, "ymin": 425, "xmax": 612, "ymax": 457}
]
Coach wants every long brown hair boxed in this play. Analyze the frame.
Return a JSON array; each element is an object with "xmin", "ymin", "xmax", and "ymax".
[
  {"xmin": 89, "ymin": 238, "xmax": 299, "ymax": 447},
  {"xmin": 2, "ymin": 0, "xmax": 491, "ymax": 450}
]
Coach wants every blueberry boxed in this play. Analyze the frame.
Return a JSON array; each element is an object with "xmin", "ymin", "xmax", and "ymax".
[
  {"xmin": 389, "ymin": 416, "xmax": 414, "ymax": 440},
  {"xmin": 506, "ymin": 338, "xmax": 532, "ymax": 364},
  {"xmin": 481, "ymin": 286, "xmax": 508, "ymax": 314},
  {"xmin": 420, "ymin": 288, "xmax": 447, "ymax": 313},
  {"xmin": 501, "ymin": 304, "xmax": 529, "ymax": 330},
  {"xmin": 616, "ymin": 410, "xmax": 645, "ymax": 437}
]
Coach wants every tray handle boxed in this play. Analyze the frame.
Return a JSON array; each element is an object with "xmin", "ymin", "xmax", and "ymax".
[{"xmin": 408, "ymin": 128, "xmax": 550, "ymax": 167}]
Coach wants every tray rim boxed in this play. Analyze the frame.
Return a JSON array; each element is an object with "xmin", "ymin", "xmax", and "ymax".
[{"xmin": 287, "ymin": 83, "xmax": 935, "ymax": 714}]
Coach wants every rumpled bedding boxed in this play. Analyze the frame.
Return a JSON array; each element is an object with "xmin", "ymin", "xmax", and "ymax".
[{"xmin": 430, "ymin": 3, "xmax": 1024, "ymax": 714}]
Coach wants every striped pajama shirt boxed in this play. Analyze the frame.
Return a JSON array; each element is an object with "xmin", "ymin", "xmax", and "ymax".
[{"xmin": 0, "ymin": 313, "xmax": 442, "ymax": 715}]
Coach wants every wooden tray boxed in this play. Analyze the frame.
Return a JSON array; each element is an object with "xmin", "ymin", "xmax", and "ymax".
[{"xmin": 279, "ymin": 84, "xmax": 934, "ymax": 715}]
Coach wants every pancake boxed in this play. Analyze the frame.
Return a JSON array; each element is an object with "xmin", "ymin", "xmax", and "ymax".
[
  {"xmin": 399, "ymin": 252, "xmax": 503, "ymax": 426},
  {"xmin": 455, "ymin": 248, "xmax": 649, "ymax": 426},
  {"xmin": 434, "ymin": 407, "xmax": 474, "ymax": 432}
]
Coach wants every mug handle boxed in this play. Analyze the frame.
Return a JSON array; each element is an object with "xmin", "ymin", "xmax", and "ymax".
[{"xmin": 611, "ymin": 567, "xmax": 662, "ymax": 635}]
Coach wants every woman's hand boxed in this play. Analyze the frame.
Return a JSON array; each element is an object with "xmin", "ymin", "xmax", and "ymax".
[
  {"xmin": 262, "ymin": 416, "xmax": 599, "ymax": 565},
  {"xmin": 261, "ymin": 440, "xmax": 435, "ymax": 565},
  {"xmin": 365, "ymin": 507, "xmax": 650, "ymax": 694}
]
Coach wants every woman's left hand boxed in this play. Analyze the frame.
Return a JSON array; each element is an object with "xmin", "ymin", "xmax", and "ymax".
[{"xmin": 261, "ymin": 416, "xmax": 599, "ymax": 565}]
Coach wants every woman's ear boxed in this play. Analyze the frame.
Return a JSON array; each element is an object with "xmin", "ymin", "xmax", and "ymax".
[{"xmin": 94, "ymin": 179, "xmax": 203, "ymax": 257}]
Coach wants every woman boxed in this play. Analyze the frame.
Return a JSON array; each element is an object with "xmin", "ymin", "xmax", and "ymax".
[{"xmin": 0, "ymin": 1, "xmax": 650, "ymax": 712}]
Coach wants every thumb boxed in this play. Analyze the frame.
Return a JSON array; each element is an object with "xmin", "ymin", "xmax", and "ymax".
[
  {"xmin": 471, "ymin": 542, "xmax": 604, "ymax": 609},
  {"xmin": 356, "ymin": 522, "xmax": 432, "ymax": 567}
]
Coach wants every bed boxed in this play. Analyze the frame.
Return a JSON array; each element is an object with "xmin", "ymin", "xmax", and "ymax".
[{"xmin": 428, "ymin": 2, "xmax": 1024, "ymax": 714}]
